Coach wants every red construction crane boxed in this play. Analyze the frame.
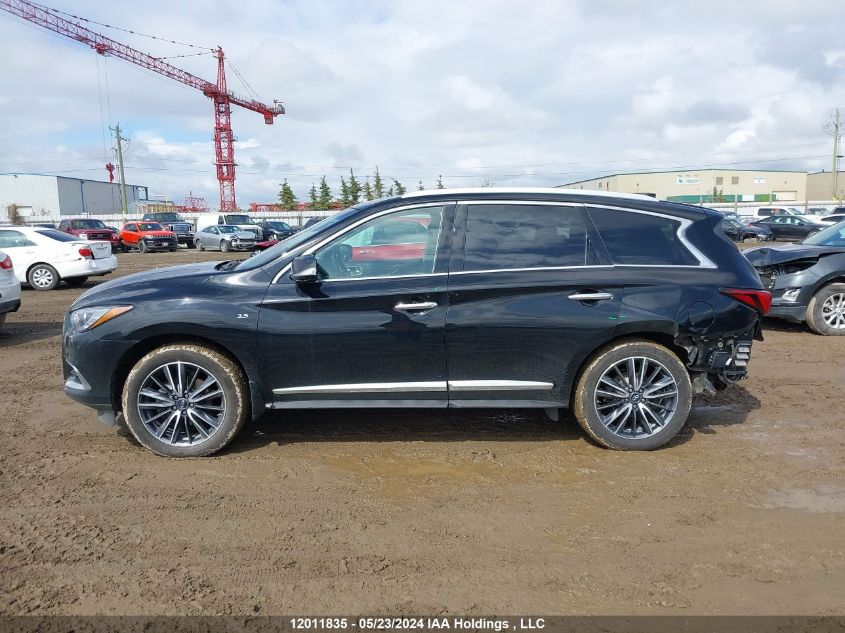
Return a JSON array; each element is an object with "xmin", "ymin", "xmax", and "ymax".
[{"xmin": 0, "ymin": 0, "xmax": 285, "ymax": 211}]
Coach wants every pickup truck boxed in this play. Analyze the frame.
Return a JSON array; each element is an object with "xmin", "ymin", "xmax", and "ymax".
[{"xmin": 141, "ymin": 212, "xmax": 194, "ymax": 247}]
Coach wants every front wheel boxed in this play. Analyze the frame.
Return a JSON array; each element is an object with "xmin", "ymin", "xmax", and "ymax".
[
  {"xmin": 220, "ymin": 240, "xmax": 230, "ymax": 252},
  {"xmin": 572, "ymin": 340, "xmax": 692, "ymax": 450},
  {"xmin": 27, "ymin": 263, "xmax": 60, "ymax": 291},
  {"xmin": 139, "ymin": 240, "xmax": 148, "ymax": 253},
  {"xmin": 196, "ymin": 240, "xmax": 204, "ymax": 252},
  {"xmin": 121, "ymin": 344, "xmax": 249, "ymax": 457},
  {"xmin": 806, "ymin": 283, "xmax": 845, "ymax": 336}
]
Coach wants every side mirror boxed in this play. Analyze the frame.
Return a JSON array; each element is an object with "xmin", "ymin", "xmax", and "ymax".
[{"xmin": 290, "ymin": 254, "xmax": 319, "ymax": 283}]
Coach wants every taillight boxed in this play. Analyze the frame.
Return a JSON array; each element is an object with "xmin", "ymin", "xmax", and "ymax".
[
  {"xmin": 720, "ymin": 288, "xmax": 772, "ymax": 315},
  {"xmin": 78, "ymin": 247, "xmax": 94, "ymax": 259},
  {"xmin": 0, "ymin": 255, "xmax": 12, "ymax": 270}
]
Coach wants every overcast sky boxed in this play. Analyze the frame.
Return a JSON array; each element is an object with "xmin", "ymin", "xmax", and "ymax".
[{"xmin": 1, "ymin": 0, "xmax": 844, "ymax": 209}]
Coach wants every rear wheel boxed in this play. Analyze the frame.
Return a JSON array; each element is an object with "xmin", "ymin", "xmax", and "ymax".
[
  {"xmin": 65, "ymin": 276, "xmax": 88, "ymax": 287},
  {"xmin": 27, "ymin": 263, "xmax": 60, "ymax": 291},
  {"xmin": 121, "ymin": 344, "xmax": 249, "ymax": 457},
  {"xmin": 806, "ymin": 283, "xmax": 845, "ymax": 336},
  {"xmin": 573, "ymin": 340, "xmax": 692, "ymax": 450}
]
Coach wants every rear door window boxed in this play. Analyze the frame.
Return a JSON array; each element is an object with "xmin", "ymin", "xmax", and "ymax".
[
  {"xmin": 587, "ymin": 207, "xmax": 698, "ymax": 266},
  {"xmin": 462, "ymin": 204, "xmax": 587, "ymax": 271}
]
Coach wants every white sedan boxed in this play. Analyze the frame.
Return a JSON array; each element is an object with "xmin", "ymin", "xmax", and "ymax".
[
  {"xmin": 0, "ymin": 248, "xmax": 22, "ymax": 326},
  {"xmin": 0, "ymin": 226, "xmax": 117, "ymax": 291}
]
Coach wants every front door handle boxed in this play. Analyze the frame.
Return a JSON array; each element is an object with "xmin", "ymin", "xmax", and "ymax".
[
  {"xmin": 394, "ymin": 301, "xmax": 438, "ymax": 312},
  {"xmin": 568, "ymin": 291, "xmax": 613, "ymax": 302}
]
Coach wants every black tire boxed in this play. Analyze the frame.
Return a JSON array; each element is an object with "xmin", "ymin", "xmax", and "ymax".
[
  {"xmin": 27, "ymin": 263, "xmax": 60, "ymax": 291},
  {"xmin": 220, "ymin": 240, "xmax": 230, "ymax": 253},
  {"xmin": 121, "ymin": 344, "xmax": 249, "ymax": 457},
  {"xmin": 169, "ymin": 247, "xmax": 177, "ymax": 253},
  {"xmin": 572, "ymin": 340, "xmax": 692, "ymax": 450},
  {"xmin": 65, "ymin": 276, "xmax": 88, "ymax": 287},
  {"xmin": 807, "ymin": 230, "xmax": 820, "ymax": 238},
  {"xmin": 139, "ymin": 240, "xmax": 148, "ymax": 253},
  {"xmin": 196, "ymin": 240, "xmax": 204, "ymax": 252},
  {"xmin": 118, "ymin": 240, "xmax": 128, "ymax": 253},
  {"xmin": 806, "ymin": 283, "xmax": 845, "ymax": 336}
]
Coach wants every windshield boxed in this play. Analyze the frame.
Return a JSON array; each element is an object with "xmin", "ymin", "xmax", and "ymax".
[
  {"xmin": 153, "ymin": 213, "xmax": 184, "ymax": 222},
  {"xmin": 138, "ymin": 223, "xmax": 163, "ymax": 231},
  {"xmin": 803, "ymin": 220, "xmax": 845, "ymax": 247},
  {"xmin": 36, "ymin": 229, "xmax": 78, "ymax": 242},
  {"xmin": 236, "ymin": 206, "xmax": 366, "ymax": 271},
  {"xmin": 218, "ymin": 225, "xmax": 238, "ymax": 234},
  {"xmin": 223, "ymin": 214, "xmax": 255, "ymax": 225},
  {"xmin": 265, "ymin": 221, "xmax": 292, "ymax": 230},
  {"xmin": 71, "ymin": 219, "xmax": 106, "ymax": 229}
]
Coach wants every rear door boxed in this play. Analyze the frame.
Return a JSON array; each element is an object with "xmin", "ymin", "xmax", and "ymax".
[{"xmin": 444, "ymin": 200, "xmax": 621, "ymax": 407}]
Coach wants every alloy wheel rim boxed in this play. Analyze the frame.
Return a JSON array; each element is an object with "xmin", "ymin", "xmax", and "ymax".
[
  {"xmin": 594, "ymin": 356, "xmax": 679, "ymax": 439},
  {"xmin": 821, "ymin": 293, "xmax": 845, "ymax": 329},
  {"xmin": 32, "ymin": 268, "xmax": 53, "ymax": 287},
  {"xmin": 137, "ymin": 361, "xmax": 226, "ymax": 446}
]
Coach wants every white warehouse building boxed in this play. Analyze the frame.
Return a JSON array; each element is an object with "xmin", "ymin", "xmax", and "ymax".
[{"xmin": 0, "ymin": 173, "xmax": 150, "ymax": 222}]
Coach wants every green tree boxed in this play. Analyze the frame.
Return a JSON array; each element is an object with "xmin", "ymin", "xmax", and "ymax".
[
  {"xmin": 309, "ymin": 183, "xmax": 318, "ymax": 209},
  {"xmin": 339, "ymin": 176, "xmax": 351, "ymax": 206},
  {"xmin": 436, "ymin": 174, "xmax": 444, "ymax": 189},
  {"xmin": 318, "ymin": 175, "xmax": 332, "ymax": 210},
  {"xmin": 348, "ymin": 169, "xmax": 362, "ymax": 204},
  {"xmin": 417, "ymin": 180, "xmax": 425, "ymax": 191},
  {"xmin": 373, "ymin": 165, "xmax": 385, "ymax": 198},
  {"xmin": 387, "ymin": 186, "xmax": 394, "ymax": 197},
  {"xmin": 392, "ymin": 179, "xmax": 406, "ymax": 195},
  {"xmin": 363, "ymin": 177, "xmax": 374, "ymax": 201},
  {"xmin": 278, "ymin": 179, "xmax": 297, "ymax": 211}
]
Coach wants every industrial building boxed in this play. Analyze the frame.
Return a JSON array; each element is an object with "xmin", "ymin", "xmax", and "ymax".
[
  {"xmin": 561, "ymin": 169, "xmax": 808, "ymax": 203},
  {"xmin": 0, "ymin": 174, "xmax": 150, "ymax": 222},
  {"xmin": 806, "ymin": 170, "xmax": 845, "ymax": 201}
]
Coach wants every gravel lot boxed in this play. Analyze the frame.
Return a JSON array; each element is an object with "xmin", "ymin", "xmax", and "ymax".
[{"xmin": 1, "ymin": 249, "xmax": 843, "ymax": 615}]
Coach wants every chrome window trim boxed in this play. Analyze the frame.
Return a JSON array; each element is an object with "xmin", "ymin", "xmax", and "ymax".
[{"xmin": 272, "ymin": 202, "xmax": 451, "ymax": 283}]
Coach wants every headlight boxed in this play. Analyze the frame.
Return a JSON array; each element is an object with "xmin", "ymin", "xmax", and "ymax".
[
  {"xmin": 69, "ymin": 305, "xmax": 133, "ymax": 333},
  {"xmin": 782, "ymin": 288, "xmax": 801, "ymax": 302}
]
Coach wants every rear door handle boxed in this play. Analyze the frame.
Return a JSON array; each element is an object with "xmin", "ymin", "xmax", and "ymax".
[
  {"xmin": 568, "ymin": 291, "xmax": 613, "ymax": 302},
  {"xmin": 394, "ymin": 301, "xmax": 438, "ymax": 312}
]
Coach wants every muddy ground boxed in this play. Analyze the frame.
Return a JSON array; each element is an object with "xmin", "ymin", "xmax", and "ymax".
[{"xmin": 0, "ymin": 249, "xmax": 843, "ymax": 616}]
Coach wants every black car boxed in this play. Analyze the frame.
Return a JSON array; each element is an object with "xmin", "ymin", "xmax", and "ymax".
[
  {"xmin": 744, "ymin": 220, "xmax": 845, "ymax": 335},
  {"xmin": 256, "ymin": 220, "xmax": 297, "ymax": 242},
  {"xmin": 750, "ymin": 215, "xmax": 827, "ymax": 241},
  {"xmin": 141, "ymin": 212, "xmax": 195, "ymax": 247},
  {"xmin": 62, "ymin": 188, "xmax": 769, "ymax": 457},
  {"xmin": 719, "ymin": 217, "xmax": 771, "ymax": 242}
]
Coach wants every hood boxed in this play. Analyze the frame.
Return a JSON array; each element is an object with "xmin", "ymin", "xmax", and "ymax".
[
  {"xmin": 70, "ymin": 261, "xmax": 222, "ymax": 309},
  {"xmin": 743, "ymin": 243, "xmax": 845, "ymax": 266},
  {"xmin": 139, "ymin": 230, "xmax": 176, "ymax": 238},
  {"xmin": 229, "ymin": 231, "xmax": 256, "ymax": 240}
]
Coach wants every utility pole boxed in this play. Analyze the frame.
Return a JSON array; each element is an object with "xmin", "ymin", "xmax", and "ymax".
[
  {"xmin": 824, "ymin": 109, "xmax": 841, "ymax": 201},
  {"xmin": 110, "ymin": 123, "xmax": 129, "ymax": 218}
]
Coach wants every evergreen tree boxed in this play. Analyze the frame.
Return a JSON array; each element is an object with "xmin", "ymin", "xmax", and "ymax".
[
  {"xmin": 373, "ymin": 165, "xmax": 385, "ymax": 198},
  {"xmin": 278, "ymin": 179, "xmax": 297, "ymax": 211},
  {"xmin": 347, "ymin": 169, "xmax": 362, "ymax": 204},
  {"xmin": 318, "ymin": 175, "xmax": 332, "ymax": 210},
  {"xmin": 417, "ymin": 180, "xmax": 425, "ymax": 191},
  {"xmin": 387, "ymin": 186, "xmax": 394, "ymax": 197},
  {"xmin": 339, "ymin": 176, "xmax": 351, "ymax": 207},
  {"xmin": 363, "ymin": 177, "xmax": 374, "ymax": 201},
  {"xmin": 309, "ymin": 183, "xmax": 318, "ymax": 209},
  {"xmin": 436, "ymin": 175, "xmax": 444, "ymax": 189},
  {"xmin": 392, "ymin": 179, "xmax": 406, "ymax": 195}
]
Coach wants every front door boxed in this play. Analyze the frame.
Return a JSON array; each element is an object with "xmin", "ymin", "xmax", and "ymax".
[
  {"xmin": 444, "ymin": 201, "xmax": 622, "ymax": 407},
  {"xmin": 258, "ymin": 203, "xmax": 455, "ymax": 408}
]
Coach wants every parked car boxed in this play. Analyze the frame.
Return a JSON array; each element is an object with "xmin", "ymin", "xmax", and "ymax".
[
  {"xmin": 141, "ymin": 212, "xmax": 195, "ymax": 247},
  {"xmin": 58, "ymin": 218, "xmax": 120, "ymax": 252},
  {"xmin": 301, "ymin": 216, "xmax": 325, "ymax": 230},
  {"xmin": 119, "ymin": 222, "xmax": 178, "ymax": 253},
  {"xmin": 63, "ymin": 188, "xmax": 769, "ymax": 457},
  {"xmin": 750, "ymin": 215, "xmax": 828, "ymax": 241},
  {"xmin": 256, "ymin": 220, "xmax": 297, "ymax": 242},
  {"xmin": 30, "ymin": 222, "xmax": 57, "ymax": 229},
  {"xmin": 719, "ymin": 217, "xmax": 771, "ymax": 242},
  {"xmin": 0, "ymin": 226, "xmax": 116, "ymax": 290},
  {"xmin": 194, "ymin": 225, "xmax": 257, "ymax": 252},
  {"xmin": 744, "ymin": 220, "xmax": 845, "ymax": 335},
  {"xmin": 196, "ymin": 213, "xmax": 263, "ymax": 240},
  {"xmin": 0, "ymin": 248, "xmax": 22, "ymax": 327},
  {"xmin": 819, "ymin": 212, "xmax": 845, "ymax": 225}
]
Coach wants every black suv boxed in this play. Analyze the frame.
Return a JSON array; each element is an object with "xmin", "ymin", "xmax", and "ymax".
[
  {"xmin": 141, "ymin": 212, "xmax": 195, "ymax": 247},
  {"xmin": 63, "ymin": 189, "xmax": 769, "ymax": 457}
]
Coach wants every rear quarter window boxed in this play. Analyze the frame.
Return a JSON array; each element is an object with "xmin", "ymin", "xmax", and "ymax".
[{"xmin": 587, "ymin": 207, "xmax": 699, "ymax": 266}]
